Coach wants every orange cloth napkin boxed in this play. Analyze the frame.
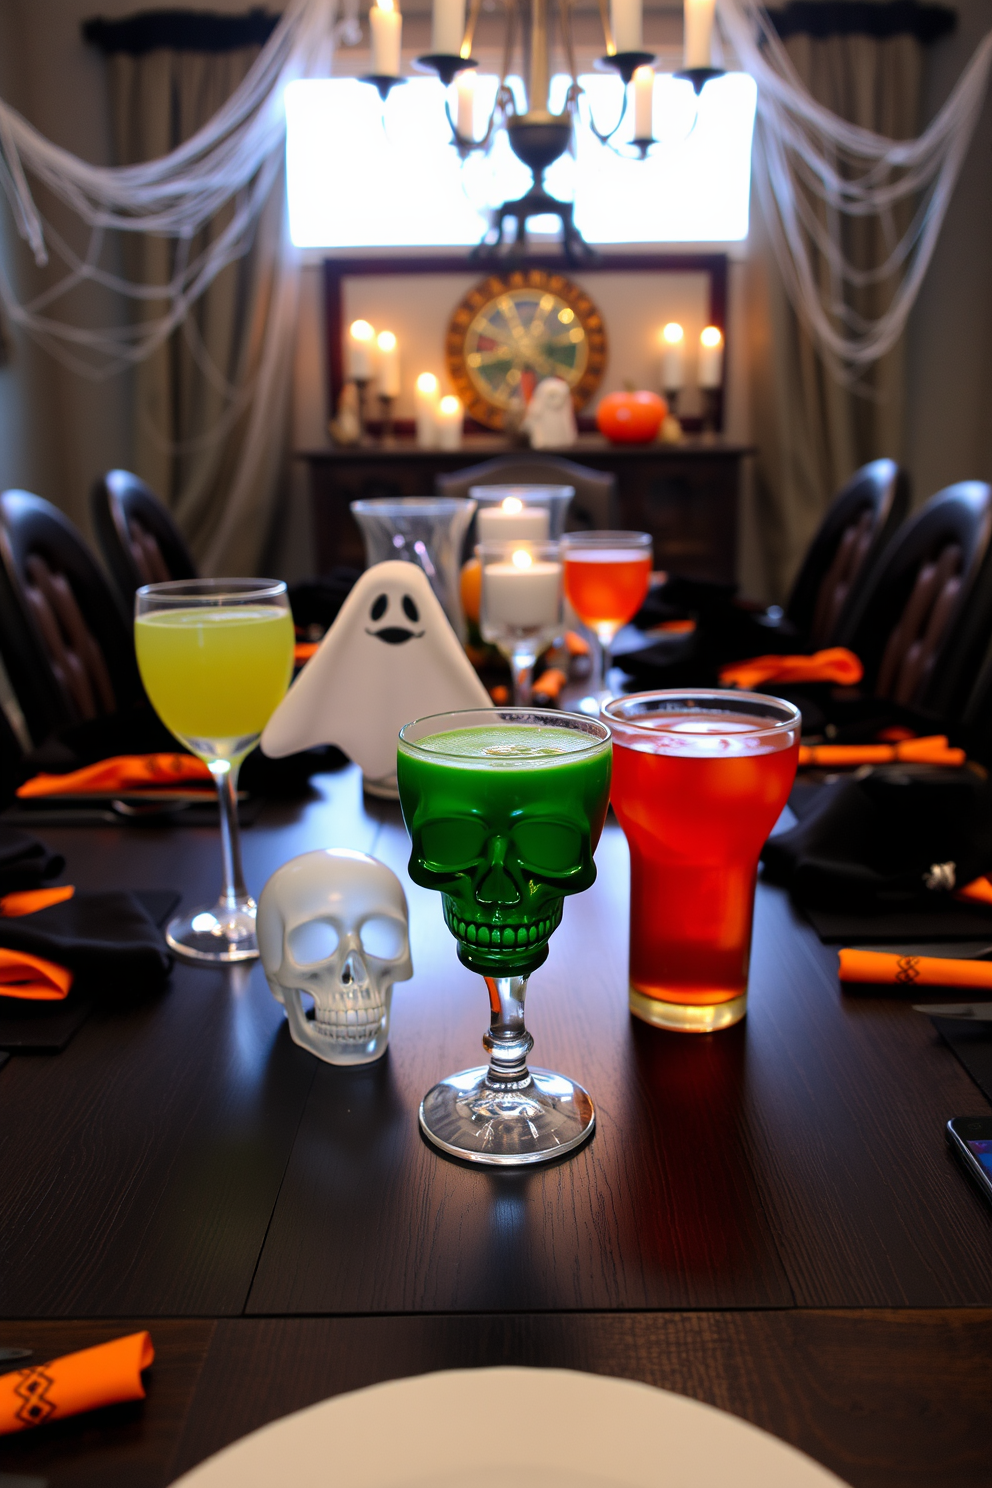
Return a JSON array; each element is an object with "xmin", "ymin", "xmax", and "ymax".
[
  {"xmin": 294, "ymin": 641, "xmax": 320, "ymax": 664},
  {"xmin": 838, "ymin": 949, "xmax": 992, "ymax": 988},
  {"xmin": 0, "ymin": 887, "xmax": 76, "ymax": 1000},
  {"xmin": 0, "ymin": 1331, "xmax": 154, "ymax": 1435},
  {"xmin": 957, "ymin": 876, "xmax": 992, "ymax": 905},
  {"xmin": 533, "ymin": 668, "xmax": 567, "ymax": 701},
  {"xmin": 17, "ymin": 753, "xmax": 212, "ymax": 799},
  {"xmin": 719, "ymin": 647, "xmax": 863, "ymax": 691},
  {"xmin": 798, "ymin": 735, "xmax": 966, "ymax": 768}
]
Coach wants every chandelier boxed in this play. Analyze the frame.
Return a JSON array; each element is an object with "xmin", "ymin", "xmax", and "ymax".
[{"xmin": 359, "ymin": 0, "xmax": 723, "ymax": 261}]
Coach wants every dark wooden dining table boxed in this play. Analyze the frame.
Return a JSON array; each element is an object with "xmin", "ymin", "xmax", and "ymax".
[{"xmin": 0, "ymin": 764, "xmax": 990, "ymax": 1487}]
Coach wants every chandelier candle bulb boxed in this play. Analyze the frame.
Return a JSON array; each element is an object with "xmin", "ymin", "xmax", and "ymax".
[
  {"xmin": 661, "ymin": 322, "xmax": 685, "ymax": 389},
  {"xmin": 436, "ymin": 394, "xmax": 463, "ymax": 450},
  {"xmin": 698, "ymin": 326, "xmax": 723, "ymax": 387},
  {"xmin": 415, "ymin": 372, "xmax": 440, "ymax": 447},
  {"xmin": 611, "ymin": 0, "xmax": 642, "ymax": 53},
  {"xmin": 370, "ymin": 0, "xmax": 402, "ymax": 77},
  {"xmin": 348, "ymin": 320, "xmax": 376, "ymax": 380},
  {"xmin": 483, "ymin": 549, "xmax": 562, "ymax": 628},
  {"xmin": 684, "ymin": 0, "xmax": 716, "ymax": 69},
  {"xmin": 432, "ymin": 0, "xmax": 466, "ymax": 56},
  {"xmin": 632, "ymin": 66, "xmax": 654, "ymax": 139},
  {"xmin": 456, "ymin": 69, "xmax": 475, "ymax": 138},
  {"xmin": 477, "ymin": 503, "xmax": 550, "ymax": 543},
  {"xmin": 376, "ymin": 330, "xmax": 400, "ymax": 397}
]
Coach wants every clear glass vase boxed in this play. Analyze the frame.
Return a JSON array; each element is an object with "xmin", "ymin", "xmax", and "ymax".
[{"xmin": 351, "ymin": 497, "xmax": 476, "ymax": 638}]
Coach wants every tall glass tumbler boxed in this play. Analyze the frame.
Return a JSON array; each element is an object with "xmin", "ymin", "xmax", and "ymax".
[
  {"xmin": 604, "ymin": 690, "xmax": 801, "ymax": 1032},
  {"xmin": 134, "ymin": 579, "xmax": 294, "ymax": 963}
]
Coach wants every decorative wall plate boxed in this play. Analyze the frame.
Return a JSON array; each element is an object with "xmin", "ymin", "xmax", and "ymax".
[{"xmin": 446, "ymin": 269, "xmax": 607, "ymax": 430}]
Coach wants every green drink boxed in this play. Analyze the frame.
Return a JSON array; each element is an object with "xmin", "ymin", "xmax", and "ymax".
[
  {"xmin": 398, "ymin": 708, "xmax": 611, "ymax": 1166},
  {"xmin": 398, "ymin": 723, "xmax": 610, "ymax": 978}
]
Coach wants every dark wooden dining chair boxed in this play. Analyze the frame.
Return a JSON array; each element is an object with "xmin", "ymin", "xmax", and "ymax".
[
  {"xmin": 783, "ymin": 458, "xmax": 910, "ymax": 647},
  {"xmin": 435, "ymin": 454, "xmax": 616, "ymax": 531},
  {"xmin": 834, "ymin": 480, "xmax": 992, "ymax": 715},
  {"xmin": 0, "ymin": 489, "xmax": 142, "ymax": 744},
  {"xmin": 91, "ymin": 469, "xmax": 197, "ymax": 611}
]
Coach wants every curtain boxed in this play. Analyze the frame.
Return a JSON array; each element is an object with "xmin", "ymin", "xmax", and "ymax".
[
  {"xmin": 87, "ymin": 9, "xmax": 298, "ymax": 576},
  {"xmin": 745, "ymin": 3, "xmax": 947, "ymax": 600}
]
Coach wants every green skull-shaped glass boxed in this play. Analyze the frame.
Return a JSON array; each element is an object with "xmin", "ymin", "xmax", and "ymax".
[{"xmin": 397, "ymin": 707, "xmax": 612, "ymax": 1165}]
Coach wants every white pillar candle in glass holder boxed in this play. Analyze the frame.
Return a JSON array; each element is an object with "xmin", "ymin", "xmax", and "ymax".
[
  {"xmin": 370, "ymin": 0, "xmax": 402, "ymax": 76},
  {"xmin": 480, "ymin": 540, "xmax": 563, "ymax": 705},
  {"xmin": 348, "ymin": 320, "xmax": 376, "ymax": 380},
  {"xmin": 456, "ymin": 69, "xmax": 475, "ymax": 138},
  {"xmin": 376, "ymin": 330, "xmax": 400, "ymax": 398},
  {"xmin": 415, "ymin": 372, "xmax": 440, "ymax": 447},
  {"xmin": 477, "ymin": 501, "xmax": 550, "ymax": 544},
  {"xmin": 661, "ymin": 322, "xmax": 685, "ymax": 390},
  {"xmin": 436, "ymin": 394, "xmax": 463, "ymax": 450},
  {"xmin": 698, "ymin": 325, "xmax": 724, "ymax": 387}
]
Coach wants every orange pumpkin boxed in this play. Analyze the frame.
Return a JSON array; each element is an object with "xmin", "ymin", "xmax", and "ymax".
[{"xmin": 596, "ymin": 390, "xmax": 667, "ymax": 444}]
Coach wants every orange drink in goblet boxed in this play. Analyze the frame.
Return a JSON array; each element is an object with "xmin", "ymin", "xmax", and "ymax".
[
  {"xmin": 604, "ymin": 690, "xmax": 801, "ymax": 1032},
  {"xmin": 562, "ymin": 531, "xmax": 652, "ymax": 701}
]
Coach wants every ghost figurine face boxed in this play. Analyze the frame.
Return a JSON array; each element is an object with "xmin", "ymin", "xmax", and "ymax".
[
  {"xmin": 261, "ymin": 561, "xmax": 489, "ymax": 796},
  {"xmin": 522, "ymin": 377, "xmax": 577, "ymax": 450},
  {"xmin": 258, "ymin": 849, "xmax": 412, "ymax": 1065}
]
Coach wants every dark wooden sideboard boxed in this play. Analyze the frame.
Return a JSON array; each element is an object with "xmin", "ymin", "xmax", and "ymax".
[{"xmin": 299, "ymin": 435, "xmax": 751, "ymax": 583}]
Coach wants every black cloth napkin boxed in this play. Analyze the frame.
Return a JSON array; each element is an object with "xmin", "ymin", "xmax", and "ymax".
[
  {"xmin": 0, "ymin": 826, "xmax": 65, "ymax": 895},
  {"xmin": 761, "ymin": 766, "xmax": 992, "ymax": 914},
  {"xmin": 0, "ymin": 890, "xmax": 172, "ymax": 989},
  {"xmin": 932, "ymin": 1019, "xmax": 992, "ymax": 1106}
]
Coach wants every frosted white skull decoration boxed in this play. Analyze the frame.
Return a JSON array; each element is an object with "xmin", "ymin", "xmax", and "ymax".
[{"xmin": 258, "ymin": 849, "xmax": 412, "ymax": 1066}]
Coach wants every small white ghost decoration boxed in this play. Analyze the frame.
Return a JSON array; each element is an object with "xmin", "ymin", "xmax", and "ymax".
[
  {"xmin": 262, "ymin": 560, "xmax": 489, "ymax": 796},
  {"xmin": 522, "ymin": 376, "xmax": 577, "ymax": 449},
  {"xmin": 258, "ymin": 849, "xmax": 412, "ymax": 1066}
]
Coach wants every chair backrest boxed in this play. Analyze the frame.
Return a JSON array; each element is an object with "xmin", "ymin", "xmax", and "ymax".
[
  {"xmin": 785, "ymin": 459, "xmax": 909, "ymax": 646},
  {"xmin": 834, "ymin": 480, "xmax": 992, "ymax": 715},
  {"xmin": 435, "ymin": 454, "xmax": 616, "ymax": 530},
  {"xmin": 0, "ymin": 490, "xmax": 141, "ymax": 741},
  {"xmin": 91, "ymin": 469, "xmax": 197, "ymax": 610}
]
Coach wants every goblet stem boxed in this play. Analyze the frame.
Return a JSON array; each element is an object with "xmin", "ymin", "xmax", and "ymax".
[
  {"xmin": 483, "ymin": 974, "xmax": 534, "ymax": 1083},
  {"xmin": 510, "ymin": 647, "xmax": 536, "ymax": 706},
  {"xmin": 209, "ymin": 759, "xmax": 252, "ymax": 913}
]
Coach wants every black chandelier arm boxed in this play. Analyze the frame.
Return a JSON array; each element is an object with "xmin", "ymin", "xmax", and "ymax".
[
  {"xmin": 582, "ymin": 78, "xmax": 629, "ymax": 145},
  {"xmin": 445, "ymin": 82, "xmax": 512, "ymax": 154}
]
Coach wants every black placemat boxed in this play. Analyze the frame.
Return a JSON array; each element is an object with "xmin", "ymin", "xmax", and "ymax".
[
  {"xmin": 805, "ymin": 899, "xmax": 992, "ymax": 944},
  {"xmin": 0, "ymin": 890, "xmax": 179, "ymax": 1052},
  {"xmin": 932, "ymin": 1018, "xmax": 992, "ymax": 1106}
]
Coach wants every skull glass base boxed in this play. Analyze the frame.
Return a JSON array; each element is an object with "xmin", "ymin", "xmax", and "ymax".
[{"xmin": 398, "ymin": 707, "xmax": 611, "ymax": 1167}]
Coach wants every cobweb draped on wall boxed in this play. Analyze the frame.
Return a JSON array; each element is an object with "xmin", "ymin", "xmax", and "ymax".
[{"xmin": 0, "ymin": 0, "xmax": 988, "ymax": 384}]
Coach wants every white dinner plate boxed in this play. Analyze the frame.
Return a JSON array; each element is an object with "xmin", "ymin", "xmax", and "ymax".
[{"xmin": 171, "ymin": 1365, "xmax": 851, "ymax": 1487}]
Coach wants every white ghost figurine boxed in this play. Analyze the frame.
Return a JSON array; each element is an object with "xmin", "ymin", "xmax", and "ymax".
[
  {"xmin": 262, "ymin": 560, "xmax": 490, "ymax": 797},
  {"xmin": 522, "ymin": 376, "xmax": 577, "ymax": 449}
]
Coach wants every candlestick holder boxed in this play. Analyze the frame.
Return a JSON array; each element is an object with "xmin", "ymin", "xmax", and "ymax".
[
  {"xmin": 674, "ymin": 66, "xmax": 724, "ymax": 95},
  {"xmin": 378, "ymin": 393, "xmax": 396, "ymax": 446},
  {"xmin": 631, "ymin": 136, "xmax": 656, "ymax": 159},
  {"xmin": 700, "ymin": 386, "xmax": 721, "ymax": 438},
  {"xmin": 661, "ymin": 389, "xmax": 683, "ymax": 444},
  {"xmin": 353, "ymin": 376, "xmax": 372, "ymax": 445},
  {"xmin": 360, "ymin": 74, "xmax": 407, "ymax": 102},
  {"xmin": 415, "ymin": 53, "xmax": 477, "ymax": 86},
  {"xmin": 597, "ymin": 50, "xmax": 656, "ymax": 85}
]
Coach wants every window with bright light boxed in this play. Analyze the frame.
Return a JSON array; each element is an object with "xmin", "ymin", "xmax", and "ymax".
[{"xmin": 285, "ymin": 72, "xmax": 757, "ymax": 248}]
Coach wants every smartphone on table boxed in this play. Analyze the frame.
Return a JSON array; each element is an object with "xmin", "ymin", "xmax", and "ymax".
[{"xmin": 946, "ymin": 1117, "xmax": 992, "ymax": 1206}]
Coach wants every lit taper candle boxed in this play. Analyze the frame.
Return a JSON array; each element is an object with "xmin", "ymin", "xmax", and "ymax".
[{"xmin": 370, "ymin": 0, "xmax": 402, "ymax": 76}]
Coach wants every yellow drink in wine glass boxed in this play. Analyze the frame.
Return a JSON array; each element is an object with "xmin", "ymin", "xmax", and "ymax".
[{"xmin": 135, "ymin": 605, "xmax": 294, "ymax": 762}]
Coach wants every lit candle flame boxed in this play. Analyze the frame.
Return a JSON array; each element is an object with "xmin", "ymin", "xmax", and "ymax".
[
  {"xmin": 501, "ymin": 497, "xmax": 523, "ymax": 514},
  {"xmin": 350, "ymin": 319, "xmax": 375, "ymax": 343},
  {"xmin": 377, "ymin": 330, "xmax": 397, "ymax": 352},
  {"xmin": 700, "ymin": 325, "xmax": 723, "ymax": 347},
  {"xmin": 662, "ymin": 322, "xmax": 684, "ymax": 344},
  {"xmin": 511, "ymin": 549, "xmax": 533, "ymax": 570},
  {"xmin": 416, "ymin": 372, "xmax": 438, "ymax": 394},
  {"xmin": 375, "ymin": 0, "xmax": 395, "ymax": 12}
]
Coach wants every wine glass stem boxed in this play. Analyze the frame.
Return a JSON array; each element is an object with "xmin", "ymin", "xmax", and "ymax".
[
  {"xmin": 483, "ymin": 974, "xmax": 534, "ymax": 1084},
  {"xmin": 209, "ymin": 760, "xmax": 250, "ymax": 911},
  {"xmin": 510, "ymin": 648, "xmax": 535, "ymax": 706},
  {"xmin": 595, "ymin": 626, "xmax": 615, "ymax": 696}
]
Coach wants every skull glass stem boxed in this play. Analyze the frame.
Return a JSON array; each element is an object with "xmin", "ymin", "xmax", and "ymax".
[{"xmin": 398, "ymin": 707, "xmax": 611, "ymax": 1165}]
